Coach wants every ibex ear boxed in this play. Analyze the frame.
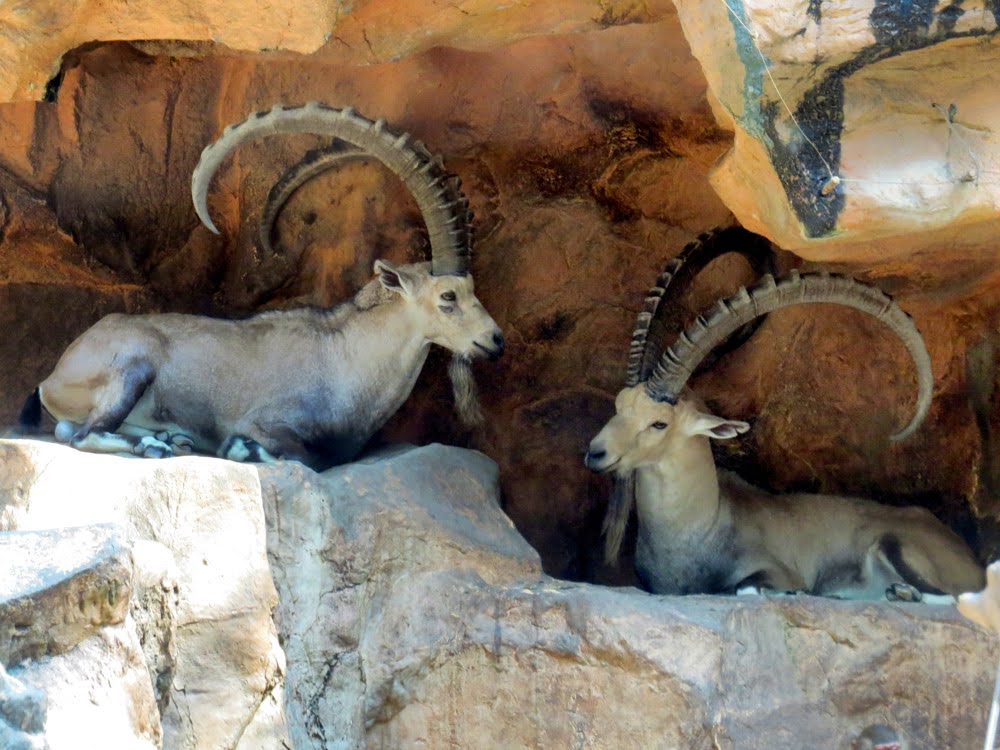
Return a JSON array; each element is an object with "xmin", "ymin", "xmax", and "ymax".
[
  {"xmin": 687, "ymin": 412, "xmax": 750, "ymax": 440},
  {"xmin": 374, "ymin": 260, "xmax": 416, "ymax": 297}
]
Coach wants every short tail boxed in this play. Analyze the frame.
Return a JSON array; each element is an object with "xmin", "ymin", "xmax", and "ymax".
[{"xmin": 18, "ymin": 387, "xmax": 42, "ymax": 431}]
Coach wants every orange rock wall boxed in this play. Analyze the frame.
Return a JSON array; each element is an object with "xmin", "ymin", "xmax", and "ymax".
[{"xmin": 2, "ymin": 9, "xmax": 999, "ymax": 579}]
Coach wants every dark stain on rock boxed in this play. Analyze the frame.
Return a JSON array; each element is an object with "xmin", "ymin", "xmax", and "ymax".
[
  {"xmin": 594, "ymin": 2, "xmax": 646, "ymax": 28},
  {"xmin": 534, "ymin": 311, "xmax": 576, "ymax": 342},
  {"xmin": 807, "ymin": 0, "xmax": 823, "ymax": 23},
  {"xmin": 587, "ymin": 96, "xmax": 664, "ymax": 156},
  {"xmin": 761, "ymin": 1, "xmax": 996, "ymax": 237}
]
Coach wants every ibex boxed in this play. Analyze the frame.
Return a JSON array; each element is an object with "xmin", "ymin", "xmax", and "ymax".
[
  {"xmin": 19, "ymin": 103, "xmax": 504, "ymax": 471},
  {"xmin": 585, "ymin": 230, "xmax": 984, "ymax": 599}
]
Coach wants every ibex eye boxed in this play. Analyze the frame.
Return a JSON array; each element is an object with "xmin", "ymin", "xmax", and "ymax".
[
  {"xmin": 651, "ymin": 421, "xmax": 668, "ymax": 430},
  {"xmin": 441, "ymin": 291, "xmax": 456, "ymax": 302}
]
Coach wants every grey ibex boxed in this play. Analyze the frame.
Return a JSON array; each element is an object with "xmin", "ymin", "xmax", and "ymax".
[
  {"xmin": 585, "ymin": 229, "xmax": 983, "ymax": 599},
  {"xmin": 20, "ymin": 103, "xmax": 504, "ymax": 471}
]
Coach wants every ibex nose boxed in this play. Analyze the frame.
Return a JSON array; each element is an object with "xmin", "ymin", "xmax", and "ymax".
[
  {"xmin": 584, "ymin": 447, "xmax": 607, "ymax": 470},
  {"xmin": 491, "ymin": 332, "xmax": 505, "ymax": 359}
]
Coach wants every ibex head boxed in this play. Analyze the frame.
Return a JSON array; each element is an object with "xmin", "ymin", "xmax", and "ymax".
[
  {"xmin": 374, "ymin": 259, "xmax": 504, "ymax": 360},
  {"xmin": 585, "ymin": 387, "xmax": 747, "ymax": 473},
  {"xmin": 588, "ymin": 270, "xmax": 933, "ymax": 473}
]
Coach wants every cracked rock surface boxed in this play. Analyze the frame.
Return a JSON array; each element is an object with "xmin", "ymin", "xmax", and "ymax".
[
  {"xmin": 1, "ymin": 439, "xmax": 998, "ymax": 748},
  {"xmin": 259, "ymin": 443, "xmax": 998, "ymax": 749},
  {"xmin": 0, "ymin": 440, "xmax": 289, "ymax": 750}
]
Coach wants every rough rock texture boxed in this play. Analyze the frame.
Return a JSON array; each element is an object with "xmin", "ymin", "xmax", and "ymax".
[
  {"xmin": 0, "ymin": 662, "xmax": 46, "ymax": 750},
  {"xmin": 0, "ymin": 440, "xmax": 289, "ymax": 750},
  {"xmin": 260, "ymin": 444, "xmax": 540, "ymax": 747},
  {"xmin": 1, "ymin": 2, "xmax": 999, "ymax": 581},
  {"xmin": 13, "ymin": 623, "xmax": 160, "ymax": 750},
  {"xmin": 672, "ymin": 0, "xmax": 1000, "ymax": 253},
  {"xmin": 5, "ymin": 439, "xmax": 993, "ymax": 749},
  {"xmin": 255, "ymin": 443, "xmax": 999, "ymax": 749},
  {"xmin": 0, "ymin": 524, "xmax": 131, "ymax": 664},
  {"xmin": 0, "ymin": 524, "xmax": 160, "ymax": 749},
  {"xmin": 0, "ymin": 1, "xmax": 675, "ymax": 103}
]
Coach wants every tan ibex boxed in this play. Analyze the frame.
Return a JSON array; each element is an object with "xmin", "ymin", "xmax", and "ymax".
[
  {"xmin": 19, "ymin": 103, "xmax": 503, "ymax": 471},
  {"xmin": 586, "ymin": 230, "xmax": 983, "ymax": 599}
]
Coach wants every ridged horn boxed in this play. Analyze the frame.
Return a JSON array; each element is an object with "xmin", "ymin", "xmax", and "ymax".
[
  {"xmin": 258, "ymin": 143, "xmax": 363, "ymax": 255},
  {"xmin": 625, "ymin": 226, "xmax": 776, "ymax": 387},
  {"xmin": 608, "ymin": 227, "xmax": 777, "ymax": 564},
  {"xmin": 191, "ymin": 102, "xmax": 474, "ymax": 276},
  {"xmin": 645, "ymin": 270, "xmax": 933, "ymax": 441}
]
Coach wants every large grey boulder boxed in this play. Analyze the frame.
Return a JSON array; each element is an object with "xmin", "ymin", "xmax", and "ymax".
[
  {"xmin": 0, "ymin": 662, "xmax": 46, "ymax": 750},
  {"xmin": 0, "ymin": 440, "xmax": 289, "ymax": 750},
  {"xmin": 2, "ymin": 438, "xmax": 997, "ymax": 749},
  {"xmin": 0, "ymin": 524, "xmax": 159, "ymax": 749},
  {"xmin": 257, "ymin": 445, "xmax": 999, "ymax": 749}
]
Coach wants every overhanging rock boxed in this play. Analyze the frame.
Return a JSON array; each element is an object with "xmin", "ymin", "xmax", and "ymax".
[{"xmin": 672, "ymin": 0, "xmax": 1000, "ymax": 257}]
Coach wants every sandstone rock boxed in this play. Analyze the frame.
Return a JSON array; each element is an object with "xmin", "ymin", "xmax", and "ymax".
[
  {"xmin": 1, "ymin": 438, "xmax": 995, "ymax": 748},
  {"xmin": 12, "ymin": 622, "xmax": 160, "ymax": 750},
  {"xmin": 0, "ymin": 0, "xmax": 677, "ymax": 103},
  {"xmin": 0, "ymin": 663, "xmax": 45, "ymax": 750},
  {"xmin": 0, "ymin": 439, "xmax": 290, "ymax": 750},
  {"xmin": 0, "ymin": 524, "xmax": 131, "ymax": 664},
  {"xmin": 672, "ymin": 0, "xmax": 1000, "ymax": 255},
  {"xmin": 0, "ymin": 524, "xmax": 158, "ymax": 749},
  {"xmin": 0, "ymin": 0, "xmax": 336, "ymax": 102},
  {"xmin": 253, "ymin": 442, "xmax": 999, "ymax": 749},
  {"xmin": 260, "ymin": 443, "xmax": 540, "ymax": 748},
  {"xmin": 129, "ymin": 540, "xmax": 180, "ymax": 713}
]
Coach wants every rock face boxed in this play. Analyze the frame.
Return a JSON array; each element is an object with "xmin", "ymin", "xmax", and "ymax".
[
  {"xmin": 0, "ymin": 1, "xmax": 998, "ymax": 582},
  {"xmin": 0, "ymin": 440, "xmax": 289, "ymax": 750},
  {"xmin": 671, "ymin": 0, "xmax": 1000, "ymax": 254},
  {"xmin": 0, "ymin": 662, "xmax": 46, "ymax": 750},
  {"xmin": 3, "ymin": 440, "xmax": 996, "ymax": 749},
  {"xmin": 0, "ymin": 524, "xmax": 159, "ymax": 749}
]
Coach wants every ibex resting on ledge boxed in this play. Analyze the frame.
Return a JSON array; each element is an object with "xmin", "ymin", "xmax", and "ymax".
[
  {"xmin": 586, "ymin": 232, "xmax": 983, "ymax": 599},
  {"xmin": 19, "ymin": 103, "xmax": 503, "ymax": 471}
]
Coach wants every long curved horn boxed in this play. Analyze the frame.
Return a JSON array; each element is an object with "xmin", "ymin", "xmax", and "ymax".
[
  {"xmin": 625, "ymin": 227, "xmax": 776, "ymax": 386},
  {"xmin": 646, "ymin": 270, "xmax": 933, "ymax": 441},
  {"xmin": 607, "ymin": 227, "xmax": 777, "ymax": 564},
  {"xmin": 258, "ymin": 143, "xmax": 365, "ymax": 255},
  {"xmin": 192, "ymin": 102, "xmax": 473, "ymax": 276}
]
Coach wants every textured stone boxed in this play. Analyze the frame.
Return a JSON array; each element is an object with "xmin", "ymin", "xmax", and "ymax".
[
  {"xmin": 0, "ymin": 439, "xmax": 290, "ymax": 750},
  {"xmin": 0, "ymin": 524, "xmax": 132, "ymax": 665},
  {"xmin": 254, "ymin": 443, "xmax": 999, "ymax": 750},
  {"xmin": 0, "ymin": 0, "xmax": 676, "ymax": 103},
  {"xmin": 1, "ymin": 438, "xmax": 996, "ymax": 748},
  {"xmin": 0, "ymin": 0, "xmax": 335, "ymax": 102},
  {"xmin": 260, "ymin": 443, "xmax": 540, "ymax": 748},
  {"xmin": 0, "ymin": 526, "xmax": 159, "ymax": 749},
  {"xmin": 0, "ymin": 662, "xmax": 45, "ymax": 742},
  {"xmin": 11, "ymin": 622, "xmax": 160, "ymax": 750},
  {"xmin": 672, "ymin": 0, "xmax": 1000, "ymax": 254}
]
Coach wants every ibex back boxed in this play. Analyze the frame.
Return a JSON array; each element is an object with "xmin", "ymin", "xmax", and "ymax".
[{"xmin": 20, "ymin": 104, "xmax": 503, "ymax": 471}]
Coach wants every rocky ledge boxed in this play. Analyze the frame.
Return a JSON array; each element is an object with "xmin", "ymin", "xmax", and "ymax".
[{"xmin": 0, "ymin": 439, "xmax": 996, "ymax": 749}]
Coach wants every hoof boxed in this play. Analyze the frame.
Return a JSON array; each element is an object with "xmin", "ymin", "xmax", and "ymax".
[
  {"xmin": 136, "ymin": 436, "xmax": 173, "ymax": 459},
  {"xmin": 170, "ymin": 434, "xmax": 195, "ymax": 454},
  {"xmin": 886, "ymin": 583, "xmax": 922, "ymax": 602},
  {"xmin": 220, "ymin": 436, "xmax": 252, "ymax": 462}
]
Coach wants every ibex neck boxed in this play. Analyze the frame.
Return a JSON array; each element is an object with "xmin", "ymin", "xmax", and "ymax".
[
  {"xmin": 331, "ymin": 301, "xmax": 431, "ymax": 432},
  {"xmin": 635, "ymin": 436, "xmax": 722, "ymax": 535}
]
